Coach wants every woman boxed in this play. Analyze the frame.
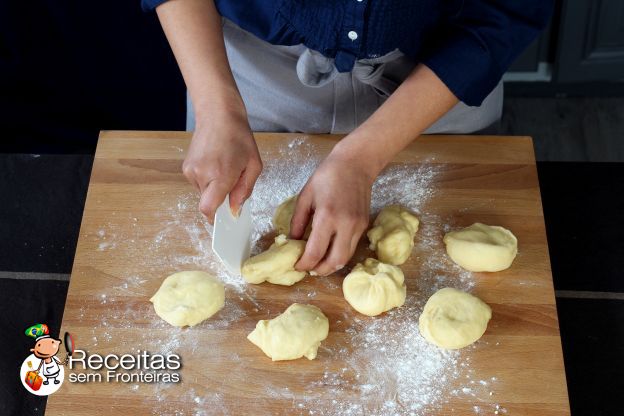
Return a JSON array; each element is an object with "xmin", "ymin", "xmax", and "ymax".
[{"xmin": 143, "ymin": 0, "xmax": 552, "ymax": 276}]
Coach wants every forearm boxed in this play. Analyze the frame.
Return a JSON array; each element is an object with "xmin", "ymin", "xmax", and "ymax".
[
  {"xmin": 156, "ymin": 0, "xmax": 244, "ymax": 124},
  {"xmin": 332, "ymin": 64, "xmax": 458, "ymax": 179}
]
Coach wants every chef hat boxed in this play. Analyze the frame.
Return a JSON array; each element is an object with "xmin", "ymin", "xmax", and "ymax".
[{"xmin": 25, "ymin": 324, "xmax": 50, "ymax": 341}]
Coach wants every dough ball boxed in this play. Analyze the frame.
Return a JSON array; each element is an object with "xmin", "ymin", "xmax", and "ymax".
[
  {"xmin": 367, "ymin": 205, "xmax": 420, "ymax": 265},
  {"xmin": 247, "ymin": 303, "xmax": 329, "ymax": 361},
  {"xmin": 242, "ymin": 234, "xmax": 307, "ymax": 286},
  {"xmin": 342, "ymin": 258, "xmax": 406, "ymax": 316},
  {"xmin": 273, "ymin": 195, "xmax": 311, "ymax": 239},
  {"xmin": 443, "ymin": 223, "xmax": 518, "ymax": 272},
  {"xmin": 419, "ymin": 287, "xmax": 492, "ymax": 349},
  {"xmin": 150, "ymin": 271, "xmax": 224, "ymax": 327}
]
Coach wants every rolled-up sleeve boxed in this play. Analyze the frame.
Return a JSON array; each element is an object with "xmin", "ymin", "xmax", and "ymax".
[
  {"xmin": 142, "ymin": 0, "xmax": 169, "ymax": 12},
  {"xmin": 423, "ymin": 0, "xmax": 554, "ymax": 106}
]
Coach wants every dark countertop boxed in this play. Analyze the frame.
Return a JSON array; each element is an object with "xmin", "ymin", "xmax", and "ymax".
[
  {"xmin": 538, "ymin": 162, "xmax": 624, "ymax": 293},
  {"xmin": 0, "ymin": 155, "xmax": 622, "ymax": 416}
]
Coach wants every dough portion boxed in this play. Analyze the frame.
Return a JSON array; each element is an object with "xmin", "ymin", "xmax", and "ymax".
[
  {"xmin": 247, "ymin": 303, "xmax": 329, "ymax": 361},
  {"xmin": 367, "ymin": 205, "xmax": 420, "ymax": 265},
  {"xmin": 150, "ymin": 271, "xmax": 224, "ymax": 327},
  {"xmin": 272, "ymin": 195, "xmax": 311, "ymax": 238},
  {"xmin": 342, "ymin": 258, "xmax": 406, "ymax": 316},
  {"xmin": 444, "ymin": 223, "xmax": 518, "ymax": 272},
  {"xmin": 241, "ymin": 234, "xmax": 307, "ymax": 286},
  {"xmin": 419, "ymin": 287, "xmax": 492, "ymax": 349}
]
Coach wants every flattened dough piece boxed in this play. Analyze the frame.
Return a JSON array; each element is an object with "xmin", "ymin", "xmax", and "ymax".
[
  {"xmin": 247, "ymin": 303, "xmax": 329, "ymax": 361},
  {"xmin": 444, "ymin": 223, "xmax": 518, "ymax": 272},
  {"xmin": 150, "ymin": 271, "xmax": 224, "ymax": 327},
  {"xmin": 273, "ymin": 195, "xmax": 311, "ymax": 238},
  {"xmin": 342, "ymin": 258, "xmax": 406, "ymax": 316},
  {"xmin": 419, "ymin": 287, "xmax": 492, "ymax": 349},
  {"xmin": 367, "ymin": 205, "xmax": 420, "ymax": 265},
  {"xmin": 241, "ymin": 234, "xmax": 306, "ymax": 286}
]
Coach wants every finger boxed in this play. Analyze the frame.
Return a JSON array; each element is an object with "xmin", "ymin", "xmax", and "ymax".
[
  {"xmin": 350, "ymin": 219, "xmax": 369, "ymax": 253},
  {"xmin": 198, "ymin": 179, "xmax": 236, "ymax": 224},
  {"xmin": 314, "ymin": 228, "xmax": 353, "ymax": 276},
  {"xmin": 295, "ymin": 219, "xmax": 334, "ymax": 272},
  {"xmin": 181, "ymin": 162, "xmax": 200, "ymax": 192},
  {"xmin": 349, "ymin": 232, "xmax": 361, "ymax": 256},
  {"xmin": 229, "ymin": 160, "xmax": 263, "ymax": 215},
  {"xmin": 289, "ymin": 191, "xmax": 313, "ymax": 239}
]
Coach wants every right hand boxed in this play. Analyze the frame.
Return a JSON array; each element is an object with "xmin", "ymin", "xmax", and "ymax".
[{"xmin": 182, "ymin": 107, "xmax": 263, "ymax": 223}]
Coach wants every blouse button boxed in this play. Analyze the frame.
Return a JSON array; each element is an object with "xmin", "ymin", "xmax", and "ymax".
[{"xmin": 348, "ymin": 31, "xmax": 358, "ymax": 41}]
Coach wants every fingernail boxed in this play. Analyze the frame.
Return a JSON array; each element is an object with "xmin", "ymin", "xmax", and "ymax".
[
  {"xmin": 309, "ymin": 271, "xmax": 318, "ymax": 276},
  {"xmin": 335, "ymin": 264, "xmax": 345, "ymax": 271}
]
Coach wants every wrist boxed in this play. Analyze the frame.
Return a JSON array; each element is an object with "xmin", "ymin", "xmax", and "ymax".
[
  {"xmin": 330, "ymin": 137, "xmax": 385, "ymax": 184},
  {"xmin": 192, "ymin": 86, "xmax": 247, "ymax": 128}
]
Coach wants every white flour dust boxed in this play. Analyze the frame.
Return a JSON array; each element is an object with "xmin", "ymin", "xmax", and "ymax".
[
  {"xmin": 86, "ymin": 136, "xmax": 502, "ymax": 415},
  {"xmin": 286, "ymin": 198, "xmax": 487, "ymax": 415}
]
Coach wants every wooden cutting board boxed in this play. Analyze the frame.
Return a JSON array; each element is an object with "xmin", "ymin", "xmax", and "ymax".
[{"xmin": 46, "ymin": 131, "xmax": 570, "ymax": 415}]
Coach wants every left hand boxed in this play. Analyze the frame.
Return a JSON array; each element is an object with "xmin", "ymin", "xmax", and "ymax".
[{"xmin": 291, "ymin": 148, "xmax": 376, "ymax": 276}]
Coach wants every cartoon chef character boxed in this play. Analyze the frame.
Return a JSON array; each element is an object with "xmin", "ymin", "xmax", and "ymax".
[{"xmin": 25, "ymin": 324, "xmax": 63, "ymax": 385}]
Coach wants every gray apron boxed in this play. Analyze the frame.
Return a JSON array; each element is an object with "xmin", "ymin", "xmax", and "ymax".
[{"xmin": 187, "ymin": 18, "xmax": 503, "ymax": 134}]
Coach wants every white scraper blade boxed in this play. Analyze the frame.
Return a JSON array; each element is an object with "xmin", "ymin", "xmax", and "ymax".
[{"xmin": 211, "ymin": 196, "xmax": 252, "ymax": 275}]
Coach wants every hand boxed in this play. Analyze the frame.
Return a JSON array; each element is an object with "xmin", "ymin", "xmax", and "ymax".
[
  {"xmin": 291, "ymin": 148, "xmax": 376, "ymax": 276},
  {"xmin": 182, "ymin": 107, "xmax": 263, "ymax": 223}
]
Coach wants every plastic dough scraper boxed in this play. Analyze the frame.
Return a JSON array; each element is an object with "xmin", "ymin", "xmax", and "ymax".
[{"xmin": 212, "ymin": 195, "xmax": 252, "ymax": 275}]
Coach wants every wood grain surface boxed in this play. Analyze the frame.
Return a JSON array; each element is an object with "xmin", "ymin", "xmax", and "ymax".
[{"xmin": 46, "ymin": 131, "xmax": 570, "ymax": 415}]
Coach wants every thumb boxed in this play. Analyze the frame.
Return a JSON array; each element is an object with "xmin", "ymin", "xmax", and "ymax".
[
  {"xmin": 289, "ymin": 191, "xmax": 313, "ymax": 239},
  {"xmin": 229, "ymin": 162, "xmax": 262, "ymax": 215}
]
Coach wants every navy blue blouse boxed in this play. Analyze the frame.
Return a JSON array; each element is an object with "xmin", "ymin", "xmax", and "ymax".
[{"xmin": 143, "ymin": 0, "xmax": 553, "ymax": 106}]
